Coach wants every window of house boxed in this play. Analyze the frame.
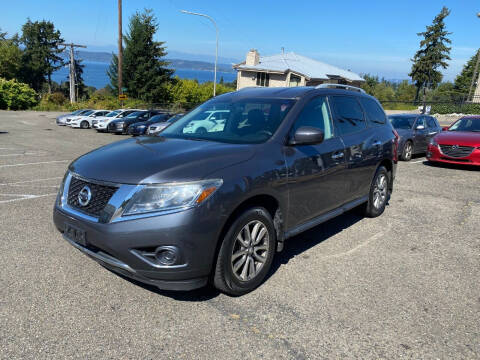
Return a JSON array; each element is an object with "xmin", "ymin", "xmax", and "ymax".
[
  {"xmin": 289, "ymin": 74, "xmax": 301, "ymax": 87},
  {"xmin": 256, "ymin": 72, "xmax": 269, "ymax": 87},
  {"xmin": 359, "ymin": 97, "xmax": 386, "ymax": 126},
  {"xmin": 292, "ymin": 96, "xmax": 334, "ymax": 140},
  {"xmin": 331, "ymin": 96, "xmax": 367, "ymax": 135}
]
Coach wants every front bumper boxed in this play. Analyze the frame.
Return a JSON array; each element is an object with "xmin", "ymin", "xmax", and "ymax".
[
  {"xmin": 128, "ymin": 127, "xmax": 146, "ymax": 136},
  {"xmin": 53, "ymin": 171, "xmax": 226, "ymax": 291},
  {"xmin": 427, "ymin": 144, "xmax": 480, "ymax": 166},
  {"xmin": 108, "ymin": 125, "xmax": 125, "ymax": 133}
]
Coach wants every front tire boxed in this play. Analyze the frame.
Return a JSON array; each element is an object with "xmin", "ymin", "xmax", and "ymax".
[
  {"xmin": 80, "ymin": 121, "xmax": 89, "ymax": 129},
  {"xmin": 401, "ymin": 141, "xmax": 413, "ymax": 161},
  {"xmin": 213, "ymin": 207, "xmax": 276, "ymax": 296},
  {"xmin": 362, "ymin": 166, "xmax": 389, "ymax": 218}
]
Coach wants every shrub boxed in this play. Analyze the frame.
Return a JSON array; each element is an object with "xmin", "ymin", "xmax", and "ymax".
[
  {"xmin": 46, "ymin": 92, "xmax": 67, "ymax": 105},
  {"xmin": 430, "ymin": 103, "xmax": 480, "ymax": 114},
  {"xmin": 0, "ymin": 78, "xmax": 38, "ymax": 110}
]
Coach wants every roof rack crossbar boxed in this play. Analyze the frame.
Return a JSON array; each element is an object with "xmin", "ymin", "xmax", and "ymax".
[{"xmin": 315, "ymin": 83, "xmax": 365, "ymax": 93}]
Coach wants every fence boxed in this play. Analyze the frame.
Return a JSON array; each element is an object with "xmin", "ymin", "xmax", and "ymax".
[{"xmin": 378, "ymin": 95, "xmax": 480, "ymax": 114}]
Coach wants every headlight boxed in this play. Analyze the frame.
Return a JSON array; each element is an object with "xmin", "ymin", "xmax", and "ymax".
[
  {"xmin": 122, "ymin": 179, "xmax": 223, "ymax": 216},
  {"xmin": 429, "ymin": 138, "xmax": 438, "ymax": 146},
  {"xmin": 56, "ymin": 172, "xmax": 69, "ymax": 206}
]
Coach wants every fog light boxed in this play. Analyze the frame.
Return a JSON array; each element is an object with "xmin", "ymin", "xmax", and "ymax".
[{"xmin": 155, "ymin": 247, "xmax": 178, "ymax": 266}]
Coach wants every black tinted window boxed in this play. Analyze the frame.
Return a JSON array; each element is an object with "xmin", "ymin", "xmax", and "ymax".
[
  {"xmin": 331, "ymin": 96, "xmax": 366, "ymax": 135},
  {"xmin": 416, "ymin": 117, "xmax": 426, "ymax": 128},
  {"xmin": 359, "ymin": 97, "xmax": 386, "ymax": 126},
  {"xmin": 293, "ymin": 96, "xmax": 334, "ymax": 139}
]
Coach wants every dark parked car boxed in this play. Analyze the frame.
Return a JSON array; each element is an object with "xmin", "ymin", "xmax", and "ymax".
[
  {"xmin": 147, "ymin": 113, "xmax": 184, "ymax": 135},
  {"xmin": 388, "ymin": 114, "xmax": 441, "ymax": 161},
  {"xmin": 108, "ymin": 110, "xmax": 165, "ymax": 134},
  {"xmin": 54, "ymin": 85, "xmax": 398, "ymax": 295},
  {"xmin": 127, "ymin": 113, "xmax": 173, "ymax": 136}
]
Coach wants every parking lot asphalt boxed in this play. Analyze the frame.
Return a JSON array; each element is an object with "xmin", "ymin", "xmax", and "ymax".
[{"xmin": 0, "ymin": 110, "xmax": 479, "ymax": 359}]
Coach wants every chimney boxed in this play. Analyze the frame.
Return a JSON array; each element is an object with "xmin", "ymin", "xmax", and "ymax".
[{"xmin": 245, "ymin": 49, "xmax": 259, "ymax": 66}]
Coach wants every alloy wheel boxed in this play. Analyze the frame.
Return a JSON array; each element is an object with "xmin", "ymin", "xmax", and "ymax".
[
  {"xmin": 373, "ymin": 174, "xmax": 387, "ymax": 209},
  {"xmin": 231, "ymin": 220, "xmax": 269, "ymax": 282}
]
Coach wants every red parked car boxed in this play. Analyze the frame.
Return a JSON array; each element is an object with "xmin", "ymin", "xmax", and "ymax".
[{"xmin": 427, "ymin": 116, "xmax": 480, "ymax": 166}]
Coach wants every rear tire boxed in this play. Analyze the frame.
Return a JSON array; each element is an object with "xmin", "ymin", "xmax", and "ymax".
[
  {"xmin": 401, "ymin": 141, "xmax": 413, "ymax": 161},
  {"xmin": 362, "ymin": 166, "xmax": 389, "ymax": 218},
  {"xmin": 213, "ymin": 207, "xmax": 276, "ymax": 296}
]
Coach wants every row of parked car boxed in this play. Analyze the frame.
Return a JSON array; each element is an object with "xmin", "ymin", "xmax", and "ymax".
[
  {"xmin": 55, "ymin": 109, "xmax": 184, "ymax": 136},
  {"xmin": 388, "ymin": 113, "xmax": 480, "ymax": 166}
]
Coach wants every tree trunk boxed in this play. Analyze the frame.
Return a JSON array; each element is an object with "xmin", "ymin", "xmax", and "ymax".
[
  {"xmin": 422, "ymin": 86, "xmax": 427, "ymax": 114},
  {"xmin": 47, "ymin": 73, "xmax": 52, "ymax": 94}
]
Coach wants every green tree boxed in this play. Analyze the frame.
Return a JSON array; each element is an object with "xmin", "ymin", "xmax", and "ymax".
[
  {"xmin": 122, "ymin": 9, "xmax": 174, "ymax": 103},
  {"xmin": 395, "ymin": 80, "xmax": 416, "ymax": 102},
  {"xmin": 453, "ymin": 49, "xmax": 480, "ymax": 100},
  {"xmin": 409, "ymin": 7, "xmax": 452, "ymax": 104},
  {"xmin": 19, "ymin": 19, "xmax": 64, "ymax": 92},
  {"xmin": 0, "ymin": 31, "xmax": 22, "ymax": 80},
  {"xmin": 107, "ymin": 53, "xmax": 120, "ymax": 95}
]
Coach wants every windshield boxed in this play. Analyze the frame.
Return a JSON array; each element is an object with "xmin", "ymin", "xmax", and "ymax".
[
  {"xmin": 71, "ymin": 110, "xmax": 83, "ymax": 115},
  {"xmin": 149, "ymin": 114, "xmax": 169, "ymax": 123},
  {"xmin": 82, "ymin": 110, "xmax": 94, "ymax": 116},
  {"xmin": 106, "ymin": 111, "xmax": 119, "ymax": 117},
  {"xmin": 389, "ymin": 116, "xmax": 416, "ymax": 129},
  {"xmin": 126, "ymin": 111, "xmax": 145, "ymax": 118},
  {"xmin": 448, "ymin": 117, "xmax": 480, "ymax": 132},
  {"xmin": 161, "ymin": 97, "xmax": 296, "ymax": 144}
]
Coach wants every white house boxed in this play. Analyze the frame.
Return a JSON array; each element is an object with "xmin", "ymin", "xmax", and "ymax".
[{"xmin": 233, "ymin": 49, "xmax": 364, "ymax": 90}]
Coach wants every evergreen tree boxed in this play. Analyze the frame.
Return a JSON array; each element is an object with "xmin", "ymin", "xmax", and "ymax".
[
  {"xmin": 409, "ymin": 7, "xmax": 452, "ymax": 104},
  {"xmin": 122, "ymin": 9, "xmax": 174, "ymax": 103},
  {"xmin": 106, "ymin": 53, "xmax": 119, "ymax": 95},
  {"xmin": 19, "ymin": 19, "xmax": 64, "ymax": 92},
  {"xmin": 453, "ymin": 49, "xmax": 480, "ymax": 99}
]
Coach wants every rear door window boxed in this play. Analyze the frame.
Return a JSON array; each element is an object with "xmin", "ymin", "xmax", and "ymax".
[
  {"xmin": 426, "ymin": 117, "xmax": 436, "ymax": 129},
  {"xmin": 331, "ymin": 96, "xmax": 367, "ymax": 135},
  {"xmin": 359, "ymin": 97, "xmax": 386, "ymax": 126}
]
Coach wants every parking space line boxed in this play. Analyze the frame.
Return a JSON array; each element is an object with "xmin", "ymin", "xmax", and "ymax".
[
  {"xmin": 0, "ymin": 177, "xmax": 62, "ymax": 186},
  {"xmin": 0, "ymin": 193, "xmax": 57, "ymax": 204},
  {"xmin": 410, "ymin": 159, "xmax": 426, "ymax": 164},
  {"xmin": 0, "ymin": 152, "xmax": 39, "ymax": 157},
  {"xmin": 0, "ymin": 160, "xmax": 70, "ymax": 168}
]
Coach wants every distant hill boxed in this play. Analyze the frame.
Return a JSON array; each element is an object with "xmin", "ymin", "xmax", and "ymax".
[{"xmin": 69, "ymin": 50, "xmax": 236, "ymax": 73}]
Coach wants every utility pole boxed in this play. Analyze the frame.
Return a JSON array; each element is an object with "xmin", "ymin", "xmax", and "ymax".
[
  {"xmin": 180, "ymin": 10, "xmax": 219, "ymax": 97},
  {"xmin": 118, "ymin": 0, "xmax": 123, "ymax": 106},
  {"xmin": 59, "ymin": 43, "xmax": 87, "ymax": 103},
  {"xmin": 469, "ymin": 12, "xmax": 480, "ymax": 103}
]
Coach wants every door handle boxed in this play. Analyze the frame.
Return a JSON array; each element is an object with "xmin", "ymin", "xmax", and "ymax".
[
  {"xmin": 372, "ymin": 140, "xmax": 382, "ymax": 146},
  {"xmin": 331, "ymin": 152, "xmax": 344, "ymax": 160}
]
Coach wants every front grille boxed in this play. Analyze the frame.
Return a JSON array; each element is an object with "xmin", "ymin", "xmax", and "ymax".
[
  {"xmin": 67, "ymin": 176, "xmax": 117, "ymax": 216},
  {"xmin": 439, "ymin": 144, "xmax": 474, "ymax": 158}
]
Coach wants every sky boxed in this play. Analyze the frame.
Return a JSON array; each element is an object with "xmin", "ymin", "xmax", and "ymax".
[{"xmin": 2, "ymin": 0, "xmax": 479, "ymax": 81}]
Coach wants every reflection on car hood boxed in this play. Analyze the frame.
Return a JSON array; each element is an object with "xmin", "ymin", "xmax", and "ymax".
[
  {"xmin": 69, "ymin": 137, "xmax": 256, "ymax": 184},
  {"xmin": 435, "ymin": 131, "xmax": 480, "ymax": 147}
]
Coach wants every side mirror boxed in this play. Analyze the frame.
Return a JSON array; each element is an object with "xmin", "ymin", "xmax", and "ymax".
[
  {"xmin": 289, "ymin": 126, "xmax": 324, "ymax": 145},
  {"xmin": 416, "ymin": 125, "xmax": 425, "ymax": 130},
  {"xmin": 442, "ymin": 126, "xmax": 449, "ymax": 131}
]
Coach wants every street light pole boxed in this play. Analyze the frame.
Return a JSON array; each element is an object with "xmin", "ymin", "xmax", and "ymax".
[{"xmin": 180, "ymin": 10, "xmax": 218, "ymax": 97}]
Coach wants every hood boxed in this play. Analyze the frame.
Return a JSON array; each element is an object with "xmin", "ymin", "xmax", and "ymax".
[
  {"xmin": 131, "ymin": 121, "xmax": 148, "ymax": 128},
  {"xmin": 69, "ymin": 137, "xmax": 256, "ymax": 184},
  {"xmin": 435, "ymin": 131, "xmax": 480, "ymax": 147}
]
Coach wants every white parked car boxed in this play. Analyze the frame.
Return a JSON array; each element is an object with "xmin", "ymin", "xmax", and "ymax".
[
  {"xmin": 56, "ymin": 109, "xmax": 89, "ymax": 126},
  {"xmin": 64, "ymin": 109, "xmax": 94, "ymax": 126},
  {"xmin": 182, "ymin": 110, "xmax": 230, "ymax": 134},
  {"xmin": 92, "ymin": 109, "xmax": 140, "ymax": 132},
  {"xmin": 147, "ymin": 113, "xmax": 184, "ymax": 135},
  {"xmin": 68, "ymin": 110, "xmax": 110, "ymax": 129}
]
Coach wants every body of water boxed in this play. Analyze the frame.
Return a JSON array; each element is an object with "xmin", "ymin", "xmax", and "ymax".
[{"xmin": 52, "ymin": 61, "xmax": 236, "ymax": 89}]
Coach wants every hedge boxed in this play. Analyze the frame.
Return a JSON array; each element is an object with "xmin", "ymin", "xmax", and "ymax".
[{"xmin": 430, "ymin": 103, "xmax": 480, "ymax": 115}]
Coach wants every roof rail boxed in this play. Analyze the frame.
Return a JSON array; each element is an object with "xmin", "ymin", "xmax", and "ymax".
[{"xmin": 315, "ymin": 83, "xmax": 365, "ymax": 93}]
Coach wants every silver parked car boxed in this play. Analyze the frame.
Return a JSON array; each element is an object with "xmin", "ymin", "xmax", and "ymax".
[
  {"xmin": 56, "ymin": 109, "xmax": 90, "ymax": 126},
  {"xmin": 147, "ymin": 113, "xmax": 184, "ymax": 135}
]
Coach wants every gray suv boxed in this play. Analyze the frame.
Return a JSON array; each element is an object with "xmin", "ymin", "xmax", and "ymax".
[{"xmin": 53, "ymin": 85, "xmax": 398, "ymax": 295}]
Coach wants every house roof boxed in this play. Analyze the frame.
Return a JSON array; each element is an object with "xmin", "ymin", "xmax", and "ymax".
[{"xmin": 234, "ymin": 52, "xmax": 364, "ymax": 82}]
